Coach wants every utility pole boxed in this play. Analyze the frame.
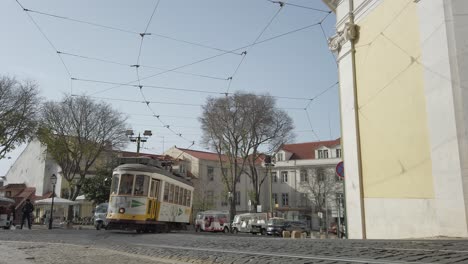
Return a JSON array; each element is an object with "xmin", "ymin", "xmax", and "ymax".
[{"xmin": 126, "ymin": 130, "xmax": 152, "ymax": 154}]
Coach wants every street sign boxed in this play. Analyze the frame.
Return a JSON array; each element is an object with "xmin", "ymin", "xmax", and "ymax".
[{"xmin": 336, "ymin": 161, "xmax": 344, "ymax": 178}]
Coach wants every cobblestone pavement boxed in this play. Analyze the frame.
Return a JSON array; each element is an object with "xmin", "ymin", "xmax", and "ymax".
[{"xmin": 1, "ymin": 227, "xmax": 468, "ymax": 264}]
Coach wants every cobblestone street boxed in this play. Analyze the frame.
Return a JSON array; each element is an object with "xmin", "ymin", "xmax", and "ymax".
[{"xmin": 1, "ymin": 228, "xmax": 468, "ymax": 264}]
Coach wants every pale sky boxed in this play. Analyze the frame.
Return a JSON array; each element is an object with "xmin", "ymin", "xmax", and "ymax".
[{"xmin": 0, "ymin": 0, "xmax": 339, "ymax": 175}]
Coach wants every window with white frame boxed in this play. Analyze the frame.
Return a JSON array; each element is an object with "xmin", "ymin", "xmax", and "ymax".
[
  {"xmin": 281, "ymin": 171, "xmax": 288, "ymax": 183},
  {"xmin": 318, "ymin": 149, "xmax": 329, "ymax": 159},
  {"xmin": 282, "ymin": 193, "xmax": 289, "ymax": 206},
  {"xmin": 207, "ymin": 166, "xmax": 214, "ymax": 181},
  {"xmin": 300, "ymin": 170, "xmax": 308, "ymax": 182},
  {"xmin": 336, "ymin": 149, "xmax": 342, "ymax": 158},
  {"xmin": 272, "ymin": 193, "xmax": 278, "ymax": 205},
  {"xmin": 272, "ymin": 172, "xmax": 278, "ymax": 183},
  {"xmin": 235, "ymin": 191, "xmax": 241, "ymax": 205},
  {"xmin": 276, "ymin": 152, "xmax": 284, "ymax": 161}
]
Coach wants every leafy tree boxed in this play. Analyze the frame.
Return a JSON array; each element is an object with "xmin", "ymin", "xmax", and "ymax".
[
  {"xmin": 200, "ymin": 92, "xmax": 293, "ymax": 219},
  {"xmin": 0, "ymin": 76, "xmax": 40, "ymax": 159},
  {"xmin": 38, "ymin": 95, "xmax": 127, "ymax": 203},
  {"xmin": 81, "ymin": 166, "xmax": 112, "ymax": 205}
]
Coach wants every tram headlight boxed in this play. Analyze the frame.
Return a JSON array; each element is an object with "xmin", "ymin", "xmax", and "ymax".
[{"xmin": 118, "ymin": 208, "xmax": 125, "ymax": 214}]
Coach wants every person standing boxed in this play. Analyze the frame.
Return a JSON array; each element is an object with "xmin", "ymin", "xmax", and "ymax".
[{"xmin": 21, "ymin": 199, "xmax": 34, "ymax": 229}]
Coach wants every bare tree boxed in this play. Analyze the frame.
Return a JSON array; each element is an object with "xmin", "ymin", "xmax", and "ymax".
[
  {"xmin": 300, "ymin": 167, "xmax": 343, "ymax": 234},
  {"xmin": 38, "ymin": 95, "xmax": 128, "ymax": 203},
  {"xmin": 200, "ymin": 92, "xmax": 293, "ymax": 219},
  {"xmin": 192, "ymin": 175, "xmax": 216, "ymax": 213},
  {"xmin": 242, "ymin": 96, "xmax": 294, "ymax": 209},
  {"xmin": 0, "ymin": 76, "xmax": 40, "ymax": 159}
]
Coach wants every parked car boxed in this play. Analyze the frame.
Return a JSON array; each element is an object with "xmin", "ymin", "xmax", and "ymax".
[
  {"xmin": 231, "ymin": 213, "xmax": 268, "ymax": 234},
  {"xmin": 195, "ymin": 211, "xmax": 230, "ymax": 233},
  {"xmin": 266, "ymin": 219, "xmax": 310, "ymax": 237}
]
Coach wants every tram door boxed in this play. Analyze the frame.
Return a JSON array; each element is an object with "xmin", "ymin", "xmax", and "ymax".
[{"xmin": 147, "ymin": 179, "xmax": 160, "ymax": 220}]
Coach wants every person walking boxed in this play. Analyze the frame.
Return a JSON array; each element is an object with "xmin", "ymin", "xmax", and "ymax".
[{"xmin": 21, "ymin": 199, "xmax": 34, "ymax": 229}]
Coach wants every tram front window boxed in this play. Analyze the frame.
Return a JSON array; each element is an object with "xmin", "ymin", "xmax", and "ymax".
[
  {"xmin": 119, "ymin": 174, "xmax": 134, "ymax": 195},
  {"xmin": 134, "ymin": 175, "xmax": 149, "ymax": 196},
  {"xmin": 111, "ymin": 174, "xmax": 119, "ymax": 195}
]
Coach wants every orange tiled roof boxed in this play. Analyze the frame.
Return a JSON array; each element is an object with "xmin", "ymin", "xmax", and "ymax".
[{"xmin": 281, "ymin": 138, "xmax": 341, "ymax": 160}]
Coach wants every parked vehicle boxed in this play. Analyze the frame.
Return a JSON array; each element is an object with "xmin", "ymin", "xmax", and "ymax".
[
  {"xmin": 231, "ymin": 213, "xmax": 268, "ymax": 234},
  {"xmin": 0, "ymin": 197, "xmax": 15, "ymax": 229},
  {"xmin": 266, "ymin": 218, "xmax": 310, "ymax": 237},
  {"xmin": 195, "ymin": 210, "xmax": 230, "ymax": 233},
  {"xmin": 94, "ymin": 203, "xmax": 108, "ymax": 230}
]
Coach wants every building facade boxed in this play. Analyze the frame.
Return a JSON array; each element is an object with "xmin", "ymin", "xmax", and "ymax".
[
  {"xmin": 271, "ymin": 139, "xmax": 343, "ymax": 230},
  {"xmin": 164, "ymin": 147, "xmax": 269, "ymax": 215},
  {"xmin": 325, "ymin": 0, "xmax": 468, "ymax": 238}
]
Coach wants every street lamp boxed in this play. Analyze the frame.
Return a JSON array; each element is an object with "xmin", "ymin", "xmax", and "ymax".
[
  {"xmin": 126, "ymin": 129, "xmax": 152, "ymax": 154},
  {"xmin": 48, "ymin": 174, "xmax": 57, "ymax": 230}
]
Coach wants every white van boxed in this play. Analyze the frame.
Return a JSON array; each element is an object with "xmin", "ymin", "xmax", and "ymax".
[
  {"xmin": 195, "ymin": 210, "xmax": 230, "ymax": 233},
  {"xmin": 231, "ymin": 213, "xmax": 268, "ymax": 235}
]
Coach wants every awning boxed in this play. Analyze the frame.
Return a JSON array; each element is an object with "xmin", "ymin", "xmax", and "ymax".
[{"xmin": 35, "ymin": 197, "xmax": 77, "ymax": 205}]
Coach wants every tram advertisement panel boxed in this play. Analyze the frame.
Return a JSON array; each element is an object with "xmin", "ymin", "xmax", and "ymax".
[
  {"xmin": 158, "ymin": 202, "xmax": 190, "ymax": 223},
  {"xmin": 109, "ymin": 196, "xmax": 147, "ymax": 215}
]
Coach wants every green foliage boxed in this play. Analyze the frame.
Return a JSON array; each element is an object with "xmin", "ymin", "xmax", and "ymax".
[{"xmin": 81, "ymin": 166, "xmax": 112, "ymax": 205}]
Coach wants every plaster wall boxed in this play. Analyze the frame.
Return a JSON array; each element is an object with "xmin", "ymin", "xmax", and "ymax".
[{"xmin": 5, "ymin": 140, "xmax": 47, "ymax": 196}]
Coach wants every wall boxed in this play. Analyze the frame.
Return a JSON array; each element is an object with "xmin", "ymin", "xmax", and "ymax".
[
  {"xmin": 418, "ymin": 0, "xmax": 468, "ymax": 237},
  {"xmin": 5, "ymin": 140, "xmax": 47, "ymax": 196}
]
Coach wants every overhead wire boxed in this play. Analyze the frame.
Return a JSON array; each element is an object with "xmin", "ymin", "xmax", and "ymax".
[
  {"xmin": 22, "ymin": 7, "xmax": 240, "ymax": 55},
  {"xmin": 226, "ymin": 2, "xmax": 284, "ymax": 94},
  {"xmin": 15, "ymin": 0, "xmax": 73, "ymax": 93},
  {"xmin": 305, "ymin": 81, "xmax": 339, "ymax": 109},
  {"xmin": 89, "ymin": 16, "xmax": 329, "ymax": 95},
  {"xmin": 132, "ymin": 0, "xmax": 196, "ymax": 145},
  {"xmin": 72, "ymin": 77, "xmax": 321, "ymax": 101},
  {"xmin": 266, "ymin": 0, "xmax": 330, "ymax": 13},
  {"xmin": 304, "ymin": 109, "xmax": 321, "ymax": 142}
]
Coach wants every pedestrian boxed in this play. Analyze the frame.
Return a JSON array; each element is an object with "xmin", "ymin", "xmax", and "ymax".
[{"xmin": 21, "ymin": 199, "xmax": 34, "ymax": 229}]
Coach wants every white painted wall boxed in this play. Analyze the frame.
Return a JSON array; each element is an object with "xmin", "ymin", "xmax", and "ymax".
[
  {"xmin": 418, "ymin": 0, "xmax": 468, "ymax": 237},
  {"xmin": 4, "ymin": 140, "xmax": 47, "ymax": 196}
]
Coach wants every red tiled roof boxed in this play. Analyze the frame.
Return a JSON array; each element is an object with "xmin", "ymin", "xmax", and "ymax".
[
  {"xmin": 281, "ymin": 138, "xmax": 341, "ymax": 160},
  {"xmin": 177, "ymin": 148, "xmax": 227, "ymax": 162}
]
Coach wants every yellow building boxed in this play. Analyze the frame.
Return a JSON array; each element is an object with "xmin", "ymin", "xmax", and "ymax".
[{"xmin": 324, "ymin": 0, "xmax": 468, "ymax": 238}]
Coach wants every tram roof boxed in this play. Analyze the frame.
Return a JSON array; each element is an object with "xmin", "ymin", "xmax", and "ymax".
[{"xmin": 114, "ymin": 163, "xmax": 193, "ymax": 187}]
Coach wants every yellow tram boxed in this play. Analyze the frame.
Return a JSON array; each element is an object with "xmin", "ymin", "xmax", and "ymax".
[{"xmin": 106, "ymin": 157, "xmax": 193, "ymax": 233}]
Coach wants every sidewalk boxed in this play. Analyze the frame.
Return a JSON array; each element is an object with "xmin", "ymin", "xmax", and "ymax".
[{"xmin": 0, "ymin": 241, "xmax": 189, "ymax": 264}]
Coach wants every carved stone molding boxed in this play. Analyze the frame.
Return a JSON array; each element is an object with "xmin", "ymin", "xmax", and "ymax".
[
  {"xmin": 328, "ymin": 22, "xmax": 359, "ymax": 52},
  {"xmin": 322, "ymin": 0, "xmax": 341, "ymax": 12}
]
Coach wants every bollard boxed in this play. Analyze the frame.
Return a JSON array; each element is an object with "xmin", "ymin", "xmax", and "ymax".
[
  {"xmin": 291, "ymin": 230, "xmax": 302, "ymax": 239},
  {"xmin": 282, "ymin": 231, "xmax": 291, "ymax": 238}
]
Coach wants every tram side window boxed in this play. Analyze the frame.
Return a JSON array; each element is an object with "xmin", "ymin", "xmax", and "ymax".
[
  {"xmin": 174, "ymin": 186, "xmax": 180, "ymax": 205},
  {"xmin": 111, "ymin": 174, "xmax": 119, "ymax": 195},
  {"xmin": 134, "ymin": 175, "xmax": 149, "ymax": 196},
  {"xmin": 163, "ymin": 183, "xmax": 169, "ymax": 202},
  {"xmin": 169, "ymin": 184, "xmax": 175, "ymax": 203},
  {"xmin": 187, "ymin": 190, "xmax": 192, "ymax": 206},
  {"xmin": 183, "ymin": 189, "xmax": 188, "ymax": 206},
  {"xmin": 119, "ymin": 174, "xmax": 134, "ymax": 195},
  {"xmin": 179, "ymin": 188, "xmax": 184, "ymax": 205}
]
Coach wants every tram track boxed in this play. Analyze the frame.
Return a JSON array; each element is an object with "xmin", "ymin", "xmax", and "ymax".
[{"xmin": 134, "ymin": 243, "xmax": 435, "ymax": 264}]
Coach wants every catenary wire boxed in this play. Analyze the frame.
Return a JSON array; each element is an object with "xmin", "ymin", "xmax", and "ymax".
[
  {"xmin": 15, "ymin": 0, "xmax": 73, "ymax": 93},
  {"xmin": 23, "ymin": 7, "xmax": 241, "ymax": 55},
  {"xmin": 226, "ymin": 3, "xmax": 284, "ymax": 94}
]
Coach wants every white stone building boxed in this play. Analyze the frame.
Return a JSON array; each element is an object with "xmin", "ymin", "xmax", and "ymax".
[
  {"xmin": 270, "ymin": 139, "xmax": 343, "ymax": 229},
  {"xmin": 164, "ymin": 147, "xmax": 270, "ymax": 215}
]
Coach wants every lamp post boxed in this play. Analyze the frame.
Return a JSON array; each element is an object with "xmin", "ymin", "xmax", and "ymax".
[
  {"xmin": 126, "ymin": 130, "xmax": 152, "ymax": 154},
  {"xmin": 48, "ymin": 174, "xmax": 57, "ymax": 230}
]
